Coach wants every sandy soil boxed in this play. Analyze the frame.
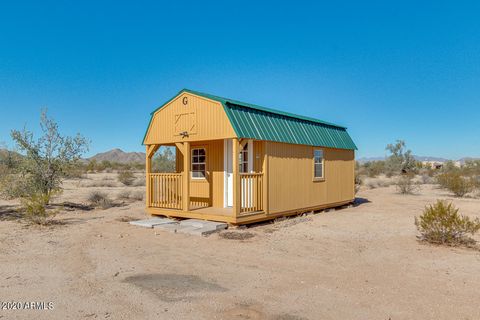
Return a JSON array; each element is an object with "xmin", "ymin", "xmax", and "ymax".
[{"xmin": 1, "ymin": 174, "xmax": 480, "ymax": 320}]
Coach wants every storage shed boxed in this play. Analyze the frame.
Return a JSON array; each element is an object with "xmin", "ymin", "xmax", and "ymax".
[{"xmin": 143, "ymin": 89, "xmax": 357, "ymax": 224}]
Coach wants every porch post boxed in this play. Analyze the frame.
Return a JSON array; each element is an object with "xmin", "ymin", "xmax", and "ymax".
[
  {"xmin": 182, "ymin": 141, "xmax": 190, "ymax": 212},
  {"xmin": 262, "ymin": 141, "xmax": 269, "ymax": 214},
  {"xmin": 232, "ymin": 138, "xmax": 241, "ymax": 217},
  {"xmin": 145, "ymin": 145, "xmax": 151, "ymax": 208}
]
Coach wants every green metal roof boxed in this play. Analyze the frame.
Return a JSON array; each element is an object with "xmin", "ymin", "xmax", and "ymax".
[{"xmin": 144, "ymin": 89, "xmax": 357, "ymax": 150}]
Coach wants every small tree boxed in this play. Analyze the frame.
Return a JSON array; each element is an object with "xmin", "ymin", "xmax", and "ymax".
[
  {"xmin": 385, "ymin": 140, "xmax": 416, "ymax": 176},
  {"xmin": 415, "ymin": 200, "xmax": 480, "ymax": 246},
  {"xmin": 4, "ymin": 110, "xmax": 89, "ymax": 223}
]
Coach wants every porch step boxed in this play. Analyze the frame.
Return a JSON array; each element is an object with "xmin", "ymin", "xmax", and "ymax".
[
  {"xmin": 129, "ymin": 217, "xmax": 177, "ymax": 228},
  {"xmin": 154, "ymin": 219, "xmax": 228, "ymax": 236}
]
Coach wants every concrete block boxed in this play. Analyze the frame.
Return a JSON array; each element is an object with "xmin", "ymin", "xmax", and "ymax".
[
  {"xmin": 154, "ymin": 223, "xmax": 180, "ymax": 233},
  {"xmin": 179, "ymin": 219, "xmax": 227, "ymax": 231},
  {"xmin": 129, "ymin": 217, "xmax": 176, "ymax": 228},
  {"xmin": 154, "ymin": 219, "xmax": 227, "ymax": 236}
]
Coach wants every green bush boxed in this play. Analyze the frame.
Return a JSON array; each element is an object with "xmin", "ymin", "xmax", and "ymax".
[
  {"xmin": 437, "ymin": 172, "xmax": 474, "ymax": 197},
  {"xmin": 117, "ymin": 170, "xmax": 135, "ymax": 186},
  {"xmin": 20, "ymin": 192, "xmax": 56, "ymax": 225},
  {"xmin": 415, "ymin": 200, "xmax": 480, "ymax": 246}
]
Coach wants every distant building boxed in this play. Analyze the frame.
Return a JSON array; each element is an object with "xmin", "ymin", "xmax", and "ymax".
[{"xmin": 421, "ymin": 161, "xmax": 444, "ymax": 170}]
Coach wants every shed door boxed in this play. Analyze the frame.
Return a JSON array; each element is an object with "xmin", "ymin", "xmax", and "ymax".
[{"xmin": 224, "ymin": 139, "xmax": 233, "ymax": 207}]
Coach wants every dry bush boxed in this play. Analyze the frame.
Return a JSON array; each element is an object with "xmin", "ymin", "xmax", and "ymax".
[
  {"xmin": 132, "ymin": 178, "xmax": 146, "ymax": 187},
  {"xmin": 80, "ymin": 180, "xmax": 117, "ymax": 188},
  {"xmin": 116, "ymin": 190, "xmax": 131, "ymax": 200},
  {"xmin": 130, "ymin": 191, "xmax": 144, "ymax": 201},
  {"xmin": 355, "ymin": 174, "xmax": 363, "ymax": 194},
  {"xmin": 437, "ymin": 172, "xmax": 474, "ymax": 197},
  {"xmin": 118, "ymin": 170, "xmax": 135, "ymax": 186},
  {"xmin": 365, "ymin": 176, "xmax": 393, "ymax": 189},
  {"xmin": 88, "ymin": 191, "xmax": 114, "ymax": 209},
  {"xmin": 420, "ymin": 174, "xmax": 435, "ymax": 184},
  {"xmin": 415, "ymin": 200, "xmax": 480, "ymax": 246},
  {"xmin": 395, "ymin": 175, "xmax": 420, "ymax": 195},
  {"xmin": 359, "ymin": 161, "xmax": 386, "ymax": 178},
  {"xmin": 116, "ymin": 190, "xmax": 143, "ymax": 202}
]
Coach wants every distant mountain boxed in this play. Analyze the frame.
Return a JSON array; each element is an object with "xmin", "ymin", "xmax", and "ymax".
[
  {"xmin": 413, "ymin": 156, "xmax": 449, "ymax": 162},
  {"xmin": 357, "ymin": 156, "xmax": 385, "ymax": 163},
  {"xmin": 458, "ymin": 157, "xmax": 480, "ymax": 165},
  {"xmin": 87, "ymin": 148, "xmax": 145, "ymax": 164},
  {"xmin": 358, "ymin": 155, "xmax": 450, "ymax": 164}
]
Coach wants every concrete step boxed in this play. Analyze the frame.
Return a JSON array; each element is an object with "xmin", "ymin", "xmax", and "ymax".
[{"xmin": 129, "ymin": 217, "xmax": 176, "ymax": 228}]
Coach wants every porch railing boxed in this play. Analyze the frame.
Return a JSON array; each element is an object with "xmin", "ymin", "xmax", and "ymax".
[
  {"xmin": 148, "ymin": 173, "xmax": 182, "ymax": 209},
  {"xmin": 240, "ymin": 173, "xmax": 263, "ymax": 214}
]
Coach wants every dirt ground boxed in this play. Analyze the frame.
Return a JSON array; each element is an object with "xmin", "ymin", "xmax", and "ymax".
[{"xmin": 1, "ymin": 173, "xmax": 480, "ymax": 320}]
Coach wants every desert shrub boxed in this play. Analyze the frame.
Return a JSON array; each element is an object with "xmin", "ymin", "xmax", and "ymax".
[
  {"xmin": 117, "ymin": 190, "xmax": 143, "ymax": 201},
  {"xmin": 366, "ymin": 180, "xmax": 377, "ymax": 189},
  {"xmin": 151, "ymin": 147, "xmax": 176, "ymax": 173},
  {"xmin": 118, "ymin": 170, "xmax": 135, "ymax": 186},
  {"xmin": 395, "ymin": 175, "xmax": 420, "ymax": 194},
  {"xmin": 361, "ymin": 161, "xmax": 386, "ymax": 178},
  {"xmin": 420, "ymin": 173, "xmax": 434, "ymax": 184},
  {"xmin": 117, "ymin": 190, "xmax": 131, "ymax": 200},
  {"xmin": 20, "ymin": 192, "xmax": 57, "ymax": 225},
  {"xmin": 130, "ymin": 191, "xmax": 144, "ymax": 201},
  {"xmin": 365, "ymin": 177, "xmax": 392, "ymax": 189},
  {"xmin": 132, "ymin": 178, "xmax": 146, "ymax": 187},
  {"xmin": 64, "ymin": 163, "xmax": 87, "ymax": 179},
  {"xmin": 415, "ymin": 200, "xmax": 480, "ymax": 246},
  {"xmin": 355, "ymin": 173, "xmax": 362, "ymax": 194},
  {"xmin": 437, "ymin": 172, "xmax": 474, "ymax": 197},
  {"xmin": 88, "ymin": 191, "xmax": 114, "ymax": 209},
  {"xmin": 80, "ymin": 180, "xmax": 116, "ymax": 188},
  {"xmin": 8, "ymin": 110, "xmax": 88, "ymax": 202}
]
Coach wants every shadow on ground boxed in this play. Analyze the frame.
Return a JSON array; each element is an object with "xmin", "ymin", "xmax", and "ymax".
[
  {"xmin": 0, "ymin": 205, "xmax": 22, "ymax": 221},
  {"xmin": 353, "ymin": 197, "xmax": 371, "ymax": 206},
  {"xmin": 123, "ymin": 273, "xmax": 227, "ymax": 302}
]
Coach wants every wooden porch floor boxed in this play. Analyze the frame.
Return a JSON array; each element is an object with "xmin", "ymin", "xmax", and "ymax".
[{"xmin": 189, "ymin": 206, "xmax": 233, "ymax": 217}]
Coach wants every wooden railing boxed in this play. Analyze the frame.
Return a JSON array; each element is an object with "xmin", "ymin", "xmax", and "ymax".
[
  {"xmin": 148, "ymin": 173, "xmax": 182, "ymax": 209},
  {"xmin": 240, "ymin": 173, "xmax": 263, "ymax": 214}
]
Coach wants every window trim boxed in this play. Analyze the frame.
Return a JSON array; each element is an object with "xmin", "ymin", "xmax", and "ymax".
[
  {"xmin": 239, "ymin": 140, "xmax": 253, "ymax": 173},
  {"xmin": 313, "ymin": 148, "xmax": 325, "ymax": 181},
  {"xmin": 191, "ymin": 147, "xmax": 207, "ymax": 180}
]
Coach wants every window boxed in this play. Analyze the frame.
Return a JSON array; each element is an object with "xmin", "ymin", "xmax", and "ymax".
[
  {"xmin": 313, "ymin": 149, "xmax": 324, "ymax": 179},
  {"xmin": 239, "ymin": 143, "xmax": 249, "ymax": 173},
  {"xmin": 191, "ymin": 148, "xmax": 206, "ymax": 178}
]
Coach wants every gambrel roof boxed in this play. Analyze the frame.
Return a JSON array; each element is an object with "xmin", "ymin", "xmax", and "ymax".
[{"xmin": 144, "ymin": 89, "xmax": 357, "ymax": 150}]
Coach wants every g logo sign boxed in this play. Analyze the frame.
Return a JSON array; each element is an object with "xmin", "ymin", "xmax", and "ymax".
[{"xmin": 182, "ymin": 97, "xmax": 188, "ymax": 105}]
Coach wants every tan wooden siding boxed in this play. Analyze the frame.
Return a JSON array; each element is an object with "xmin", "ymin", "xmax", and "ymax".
[
  {"xmin": 173, "ymin": 140, "xmax": 225, "ymax": 208},
  {"xmin": 253, "ymin": 140, "xmax": 264, "ymax": 173},
  {"xmin": 144, "ymin": 93, "xmax": 236, "ymax": 145},
  {"xmin": 267, "ymin": 142, "xmax": 354, "ymax": 214}
]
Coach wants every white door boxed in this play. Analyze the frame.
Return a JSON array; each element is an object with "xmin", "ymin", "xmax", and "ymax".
[{"xmin": 224, "ymin": 139, "xmax": 233, "ymax": 207}]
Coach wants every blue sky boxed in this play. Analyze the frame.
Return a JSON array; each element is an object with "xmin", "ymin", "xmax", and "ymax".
[{"xmin": 1, "ymin": 1, "xmax": 479, "ymax": 159}]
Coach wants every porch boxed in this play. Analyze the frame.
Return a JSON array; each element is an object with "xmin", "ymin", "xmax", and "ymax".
[{"xmin": 145, "ymin": 138, "xmax": 267, "ymax": 223}]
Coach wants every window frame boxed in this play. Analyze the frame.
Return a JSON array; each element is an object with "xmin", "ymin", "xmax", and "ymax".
[
  {"xmin": 191, "ymin": 147, "xmax": 207, "ymax": 180},
  {"xmin": 313, "ymin": 148, "xmax": 325, "ymax": 181},
  {"xmin": 239, "ymin": 140, "xmax": 253, "ymax": 173}
]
